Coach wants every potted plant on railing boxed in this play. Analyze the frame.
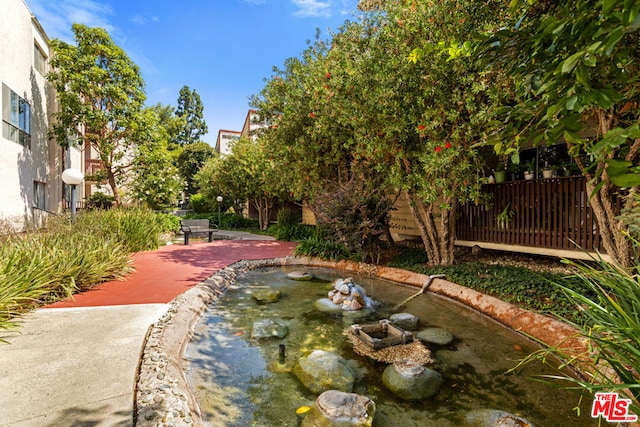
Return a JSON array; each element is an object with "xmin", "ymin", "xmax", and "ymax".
[
  {"xmin": 524, "ymin": 158, "xmax": 536, "ymax": 180},
  {"xmin": 495, "ymin": 162, "xmax": 508, "ymax": 183},
  {"xmin": 542, "ymin": 161, "xmax": 554, "ymax": 178}
]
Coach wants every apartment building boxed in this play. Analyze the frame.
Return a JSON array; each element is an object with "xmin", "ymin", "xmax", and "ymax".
[
  {"xmin": 0, "ymin": 0, "xmax": 82, "ymax": 230},
  {"xmin": 214, "ymin": 129, "xmax": 241, "ymax": 157}
]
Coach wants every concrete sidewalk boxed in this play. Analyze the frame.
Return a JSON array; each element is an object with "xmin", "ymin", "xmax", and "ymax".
[{"xmin": 0, "ymin": 233, "xmax": 295, "ymax": 426}]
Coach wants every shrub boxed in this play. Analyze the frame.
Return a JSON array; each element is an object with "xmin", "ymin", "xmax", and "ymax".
[
  {"xmin": 85, "ymin": 192, "xmax": 114, "ymax": 210},
  {"xmin": 294, "ymin": 236, "xmax": 351, "ymax": 261},
  {"xmin": 275, "ymin": 224, "xmax": 316, "ymax": 241},
  {"xmin": 276, "ymin": 208, "xmax": 302, "ymax": 227},
  {"xmin": 189, "ymin": 193, "xmax": 211, "ymax": 214},
  {"xmin": 71, "ymin": 208, "xmax": 161, "ymax": 253},
  {"xmin": 514, "ymin": 254, "xmax": 640, "ymax": 416},
  {"xmin": 154, "ymin": 213, "xmax": 181, "ymax": 233},
  {"xmin": 0, "ymin": 215, "xmax": 134, "ymax": 340}
]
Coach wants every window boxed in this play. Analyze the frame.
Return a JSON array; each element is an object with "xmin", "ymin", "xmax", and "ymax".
[
  {"xmin": 34, "ymin": 181, "xmax": 46, "ymax": 210},
  {"xmin": 2, "ymin": 83, "xmax": 31, "ymax": 149},
  {"xmin": 34, "ymin": 43, "xmax": 47, "ymax": 75}
]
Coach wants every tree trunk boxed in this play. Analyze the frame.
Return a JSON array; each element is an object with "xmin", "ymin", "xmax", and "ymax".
[
  {"xmin": 106, "ymin": 166, "xmax": 121, "ymax": 207},
  {"xmin": 570, "ymin": 109, "xmax": 637, "ymax": 267},
  {"xmin": 406, "ymin": 190, "xmax": 456, "ymax": 266}
]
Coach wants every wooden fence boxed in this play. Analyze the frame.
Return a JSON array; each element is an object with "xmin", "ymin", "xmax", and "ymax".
[{"xmin": 456, "ymin": 176, "xmax": 606, "ymax": 253}]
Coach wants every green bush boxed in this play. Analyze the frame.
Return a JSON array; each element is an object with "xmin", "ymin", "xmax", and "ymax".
[
  {"xmin": 514, "ymin": 254, "xmax": 640, "ymax": 416},
  {"xmin": 294, "ymin": 236, "xmax": 351, "ymax": 261},
  {"xmin": 0, "ymin": 215, "xmax": 136, "ymax": 340},
  {"xmin": 71, "ymin": 208, "xmax": 161, "ymax": 253},
  {"xmin": 85, "ymin": 192, "xmax": 114, "ymax": 210},
  {"xmin": 189, "ymin": 193, "xmax": 211, "ymax": 214},
  {"xmin": 154, "ymin": 213, "xmax": 181, "ymax": 233},
  {"xmin": 276, "ymin": 208, "xmax": 302, "ymax": 227},
  {"xmin": 275, "ymin": 224, "xmax": 316, "ymax": 241}
]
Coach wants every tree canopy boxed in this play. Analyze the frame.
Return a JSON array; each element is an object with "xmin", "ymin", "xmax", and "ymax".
[
  {"xmin": 479, "ymin": 0, "xmax": 640, "ymax": 266},
  {"xmin": 48, "ymin": 24, "xmax": 147, "ymax": 206},
  {"xmin": 174, "ymin": 85, "xmax": 208, "ymax": 145}
]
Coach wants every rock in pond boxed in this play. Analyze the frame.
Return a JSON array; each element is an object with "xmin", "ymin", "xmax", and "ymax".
[
  {"xmin": 416, "ymin": 327, "xmax": 455, "ymax": 345},
  {"xmin": 389, "ymin": 312, "xmax": 419, "ymax": 331},
  {"xmin": 288, "ymin": 271, "xmax": 313, "ymax": 281},
  {"xmin": 465, "ymin": 409, "xmax": 535, "ymax": 427},
  {"xmin": 301, "ymin": 390, "xmax": 375, "ymax": 427},
  {"xmin": 251, "ymin": 319, "xmax": 288, "ymax": 339},
  {"xmin": 251, "ymin": 289, "xmax": 282, "ymax": 303},
  {"xmin": 315, "ymin": 298, "xmax": 345, "ymax": 315},
  {"xmin": 293, "ymin": 350, "xmax": 357, "ymax": 394},
  {"xmin": 382, "ymin": 361, "xmax": 442, "ymax": 400}
]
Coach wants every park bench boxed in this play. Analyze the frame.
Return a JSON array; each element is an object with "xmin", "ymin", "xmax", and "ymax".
[{"xmin": 180, "ymin": 219, "xmax": 218, "ymax": 245}]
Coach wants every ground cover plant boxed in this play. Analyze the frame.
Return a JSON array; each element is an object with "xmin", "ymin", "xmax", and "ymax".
[{"xmin": 0, "ymin": 208, "xmax": 172, "ymax": 342}]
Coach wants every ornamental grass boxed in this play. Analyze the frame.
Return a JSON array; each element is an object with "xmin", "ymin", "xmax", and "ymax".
[{"xmin": 0, "ymin": 208, "xmax": 165, "ymax": 342}]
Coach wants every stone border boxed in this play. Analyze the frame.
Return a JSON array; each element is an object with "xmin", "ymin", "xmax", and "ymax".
[{"xmin": 134, "ymin": 256, "xmax": 585, "ymax": 426}]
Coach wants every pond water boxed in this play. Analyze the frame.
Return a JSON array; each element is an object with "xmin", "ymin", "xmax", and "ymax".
[{"xmin": 185, "ymin": 267, "xmax": 596, "ymax": 426}]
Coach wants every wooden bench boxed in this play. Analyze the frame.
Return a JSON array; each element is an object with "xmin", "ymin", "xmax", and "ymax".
[{"xmin": 180, "ymin": 219, "xmax": 218, "ymax": 245}]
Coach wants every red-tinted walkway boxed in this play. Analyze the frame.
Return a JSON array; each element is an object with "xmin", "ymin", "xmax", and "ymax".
[{"xmin": 46, "ymin": 239, "xmax": 296, "ymax": 308}]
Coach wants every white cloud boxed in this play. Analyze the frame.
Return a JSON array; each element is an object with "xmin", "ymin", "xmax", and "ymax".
[
  {"xmin": 27, "ymin": 0, "xmax": 115, "ymax": 42},
  {"xmin": 131, "ymin": 14, "xmax": 159, "ymax": 25},
  {"xmin": 292, "ymin": 0, "xmax": 332, "ymax": 18}
]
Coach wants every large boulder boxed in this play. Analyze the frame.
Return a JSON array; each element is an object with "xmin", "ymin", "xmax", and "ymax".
[
  {"xmin": 301, "ymin": 390, "xmax": 376, "ymax": 427},
  {"xmin": 251, "ymin": 319, "xmax": 288, "ymax": 339},
  {"xmin": 251, "ymin": 289, "xmax": 282, "ymax": 303},
  {"xmin": 416, "ymin": 327, "xmax": 455, "ymax": 345},
  {"xmin": 465, "ymin": 409, "xmax": 535, "ymax": 426},
  {"xmin": 381, "ymin": 361, "xmax": 442, "ymax": 400},
  {"xmin": 293, "ymin": 350, "xmax": 357, "ymax": 394},
  {"xmin": 389, "ymin": 313, "xmax": 419, "ymax": 331}
]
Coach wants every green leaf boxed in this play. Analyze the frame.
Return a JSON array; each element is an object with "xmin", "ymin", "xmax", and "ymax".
[
  {"xmin": 610, "ymin": 173, "xmax": 640, "ymax": 187},
  {"xmin": 602, "ymin": 0, "xmax": 618, "ymax": 14},
  {"xmin": 604, "ymin": 27, "xmax": 624, "ymax": 55},
  {"xmin": 566, "ymin": 95, "xmax": 578, "ymax": 110},
  {"xmin": 606, "ymin": 158, "xmax": 633, "ymax": 175},
  {"xmin": 561, "ymin": 51, "xmax": 583, "ymax": 74},
  {"xmin": 583, "ymin": 53, "xmax": 597, "ymax": 67}
]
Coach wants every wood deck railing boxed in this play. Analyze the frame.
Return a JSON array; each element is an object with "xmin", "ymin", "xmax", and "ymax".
[{"xmin": 456, "ymin": 176, "xmax": 606, "ymax": 253}]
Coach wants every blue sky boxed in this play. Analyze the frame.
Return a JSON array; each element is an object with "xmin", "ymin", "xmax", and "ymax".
[{"xmin": 26, "ymin": 0, "xmax": 361, "ymax": 146}]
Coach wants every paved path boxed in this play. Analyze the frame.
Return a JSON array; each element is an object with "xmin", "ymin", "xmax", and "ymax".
[{"xmin": 0, "ymin": 234, "xmax": 295, "ymax": 426}]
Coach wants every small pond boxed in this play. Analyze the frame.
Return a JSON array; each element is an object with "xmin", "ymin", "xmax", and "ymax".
[{"xmin": 185, "ymin": 266, "xmax": 595, "ymax": 426}]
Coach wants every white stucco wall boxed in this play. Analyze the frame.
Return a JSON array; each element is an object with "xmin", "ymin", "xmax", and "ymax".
[{"xmin": 0, "ymin": 0, "xmax": 78, "ymax": 230}]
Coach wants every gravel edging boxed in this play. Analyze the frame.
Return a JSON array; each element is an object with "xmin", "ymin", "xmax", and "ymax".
[{"xmin": 134, "ymin": 256, "xmax": 585, "ymax": 427}]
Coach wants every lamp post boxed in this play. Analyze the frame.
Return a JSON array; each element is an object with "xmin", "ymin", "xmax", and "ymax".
[
  {"xmin": 62, "ymin": 168, "xmax": 84, "ymax": 223},
  {"xmin": 216, "ymin": 195, "xmax": 223, "ymax": 227}
]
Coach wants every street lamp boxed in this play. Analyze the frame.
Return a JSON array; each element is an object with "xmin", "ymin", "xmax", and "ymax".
[
  {"xmin": 62, "ymin": 168, "xmax": 84, "ymax": 223},
  {"xmin": 216, "ymin": 195, "xmax": 223, "ymax": 227}
]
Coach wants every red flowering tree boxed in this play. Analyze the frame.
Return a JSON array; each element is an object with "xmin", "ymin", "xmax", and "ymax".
[
  {"xmin": 252, "ymin": 1, "xmax": 508, "ymax": 265},
  {"xmin": 317, "ymin": 1, "xmax": 506, "ymax": 265}
]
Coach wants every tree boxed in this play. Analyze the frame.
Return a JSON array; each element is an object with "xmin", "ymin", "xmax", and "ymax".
[
  {"xmin": 149, "ymin": 102, "xmax": 183, "ymax": 154},
  {"xmin": 129, "ymin": 108, "xmax": 183, "ymax": 209},
  {"xmin": 481, "ymin": 0, "xmax": 640, "ymax": 267},
  {"xmin": 226, "ymin": 137, "xmax": 287, "ymax": 230},
  {"xmin": 174, "ymin": 85, "xmax": 208, "ymax": 145},
  {"xmin": 252, "ymin": 32, "xmax": 398, "ymax": 252},
  {"xmin": 177, "ymin": 142, "xmax": 216, "ymax": 195},
  {"xmin": 48, "ymin": 24, "xmax": 147, "ymax": 206}
]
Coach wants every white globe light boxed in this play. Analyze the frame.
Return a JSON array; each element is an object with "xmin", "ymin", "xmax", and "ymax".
[
  {"xmin": 216, "ymin": 196, "xmax": 223, "ymax": 202},
  {"xmin": 61, "ymin": 168, "xmax": 84, "ymax": 185}
]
